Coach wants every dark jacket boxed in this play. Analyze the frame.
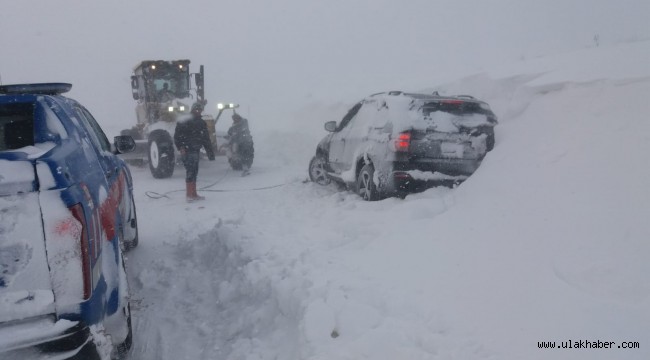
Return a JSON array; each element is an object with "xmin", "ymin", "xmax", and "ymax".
[
  {"xmin": 227, "ymin": 118, "xmax": 253, "ymax": 146},
  {"xmin": 174, "ymin": 114, "xmax": 215, "ymax": 159}
]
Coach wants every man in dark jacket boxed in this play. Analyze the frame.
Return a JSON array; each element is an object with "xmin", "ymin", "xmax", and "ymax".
[
  {"xmin": 174, "ymin": 102, "xmax": 215, "ymax": 201},
  {"xmin": 228, "ymin": 112, "xmax": 254, "ymax": 175}
]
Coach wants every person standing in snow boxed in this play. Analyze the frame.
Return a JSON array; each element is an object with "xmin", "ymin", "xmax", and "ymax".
[
  {"xmin": 174, "ymin": 102, "xmax": 215, "ymax": 201},
  {"xmin": 228, "ymin": 112, "xmax": 254, "ymax": 176}
]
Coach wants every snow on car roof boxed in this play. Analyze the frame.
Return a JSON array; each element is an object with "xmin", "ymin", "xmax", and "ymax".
[{"xmin": 363, "ymin": 92, "xmax": 492, "ymax": 134}]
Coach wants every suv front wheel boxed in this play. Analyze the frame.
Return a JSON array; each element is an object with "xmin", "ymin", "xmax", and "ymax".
[
  {"xmin": 357, "ymin": 164, "xmax": 380, "ymax": 201},
  {"xmin": 309, "ymin": 156, "xmax": 331, "ymax": 185}
]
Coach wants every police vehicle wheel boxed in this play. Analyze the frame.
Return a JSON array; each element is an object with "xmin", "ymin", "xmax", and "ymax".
[
  {"xmin": 113, "ymin": 302, "xmax": 133, "ymax": 359},
  {"xmin": 122, "ymin": 197, "xmax": 139, "ymax": 252},
  {"xmin": 112, "ymin": 253, "xmax": 133, "ymax": 359}
]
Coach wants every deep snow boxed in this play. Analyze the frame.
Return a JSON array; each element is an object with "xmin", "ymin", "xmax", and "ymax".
[{"xmin": 121, "ymin": 40, "xmax": 650, "ymax": 360}]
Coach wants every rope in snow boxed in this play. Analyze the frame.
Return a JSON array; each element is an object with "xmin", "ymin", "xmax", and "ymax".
[
  {"xmin": 144, "ymin": 168, "xmax": 231, "ymax": 200},
  {"xmin": 144, "ymin": 189, "xmax": 182, "ymax": 200},
  {"xmin": 144, "ymin": 169, "xmax": 298, "ymax": 199},
  {"xmin": 199, "ymin": 183, "xmax": 290, "ymax": 192}
]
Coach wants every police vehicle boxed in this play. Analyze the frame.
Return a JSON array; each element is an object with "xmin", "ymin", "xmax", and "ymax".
[{"xmin": 0, "ymin": 83, "xmax": 138, "ymax": 359}]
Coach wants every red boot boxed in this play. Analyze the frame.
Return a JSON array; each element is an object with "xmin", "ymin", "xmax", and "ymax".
[{"xmin": 186, "ymin": 182, "xmax": 205, "ymax": 202}]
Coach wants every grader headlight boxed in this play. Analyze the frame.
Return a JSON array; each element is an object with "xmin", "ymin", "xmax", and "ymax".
[{"xmin": 217, "ymin": 103, "xmax": 239, "ymax": 110}]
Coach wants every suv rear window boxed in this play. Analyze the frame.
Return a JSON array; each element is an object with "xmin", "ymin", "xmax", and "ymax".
[
  {"xmin": 422, "ymin": 101, "xmax": 485, "ymax": 117},
  {"xmin": 0, "ymin": 103, "xmax": 35, "ymax": 151}
]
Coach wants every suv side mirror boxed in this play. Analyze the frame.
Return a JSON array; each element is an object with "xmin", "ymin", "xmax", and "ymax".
[
  {"xmin": 324, "ymin": 121, "xmax": 337, "ymax": 132},
  {"xmin": 114, "ymin": 135, "xmax": 136, "ymax": 154}
]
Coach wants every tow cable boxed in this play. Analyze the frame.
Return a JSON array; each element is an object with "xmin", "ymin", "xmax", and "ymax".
[{"xmin": 144, "ymin": 169, "xmax": 298, "ymax": 200}]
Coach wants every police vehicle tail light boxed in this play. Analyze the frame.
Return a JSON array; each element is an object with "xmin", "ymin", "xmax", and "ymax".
[{"xmin": 69, "ymin": 203, "xmax": 92, "ymax": 300}]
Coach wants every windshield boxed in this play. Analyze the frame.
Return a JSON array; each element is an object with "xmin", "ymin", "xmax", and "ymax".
[{"xmin": 150, "ymin": 63, "xmax": 190, "ymax": 97}]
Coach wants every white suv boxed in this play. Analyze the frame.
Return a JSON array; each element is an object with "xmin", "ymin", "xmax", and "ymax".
[{"xmin": 309, "ymin": 91, "xmax": 498, "ymax": 200}]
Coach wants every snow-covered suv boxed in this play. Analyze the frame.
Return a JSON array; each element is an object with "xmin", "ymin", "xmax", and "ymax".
[
  {"xmin": 309, "ymin": 91, "xmax": 498, "ymax": 200},
  {"xmin": 0, "ymin": 83, "xmax": 138, "ymax": 359}
]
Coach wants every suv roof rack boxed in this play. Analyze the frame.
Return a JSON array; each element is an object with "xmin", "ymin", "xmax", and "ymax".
[
  {"xmin": 0, "ymin": 83, "xmax": 72, "ymax": 95},
  {"xmin": 456, "ymin": 94, "xmax": 475, "ymax": 99}
]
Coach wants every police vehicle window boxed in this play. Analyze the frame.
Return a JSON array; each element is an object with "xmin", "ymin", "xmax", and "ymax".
[
  {"xmin": 0, "ymin": 103, "xmax": 35, "ymax": 151},
  {"xmin": 74, "ymin": 107, "xmax": 111, "ymax": 152},
  {"xmin": 80, "ymin": 108, "xmax": 111, "ymax": 152}
]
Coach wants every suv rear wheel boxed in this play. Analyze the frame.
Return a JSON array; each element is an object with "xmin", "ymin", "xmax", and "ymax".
[
  {"xmin": 357, "ymin": 164, "xmax": 380, "ymax": 201},
  {"xmin": 112, "ymin": 254, "xmax": 133, "ymax": 359}
]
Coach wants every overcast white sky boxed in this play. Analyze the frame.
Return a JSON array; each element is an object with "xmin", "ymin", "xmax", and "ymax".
[{"xmin": 1, "ymin": 0, "xmax": 648, "ymax": 134}]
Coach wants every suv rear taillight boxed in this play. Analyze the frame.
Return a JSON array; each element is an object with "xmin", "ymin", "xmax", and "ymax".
[
  {"xmin": 441, "ymin": 99, "xmax": 464, "ymax": 105},
  {"xmin": 69, "ymin": 203, "xmax": 92, "ymax": 300},
  {"xmin": 394, "ymin": 131, "xmax": 411, "ymax": 152}
]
